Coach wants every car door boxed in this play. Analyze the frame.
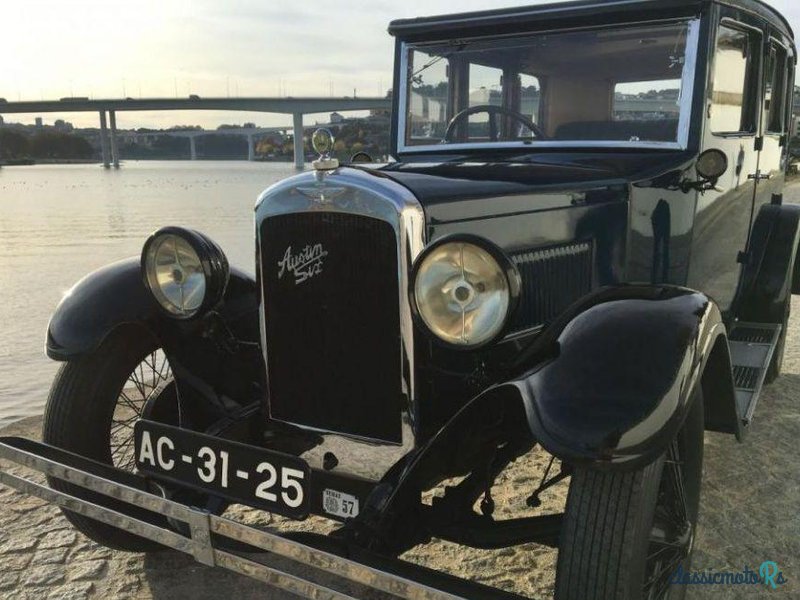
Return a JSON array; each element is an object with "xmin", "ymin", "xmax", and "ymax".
[{"xmin": 687, "ymin": 18, "xmax": 762, "ymax": 312}]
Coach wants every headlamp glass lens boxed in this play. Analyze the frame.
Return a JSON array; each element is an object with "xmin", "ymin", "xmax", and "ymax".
[
  {"xmin": 146, "ymin": 234, "xmax": 206, "ymax": 316},
  {"xmin": 414, "ymin": 241, "xmax": 510, "ymax": 347}
]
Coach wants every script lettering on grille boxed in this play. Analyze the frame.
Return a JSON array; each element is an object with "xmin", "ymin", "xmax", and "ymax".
[{"xmin": 277, "ymin": 244, "xmax": 328, "ymax": 285}]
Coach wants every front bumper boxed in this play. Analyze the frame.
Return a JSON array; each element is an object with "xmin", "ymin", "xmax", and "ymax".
[{"xmin": 0, "ymin": 436, "xmax": 524, "ymax": 600}]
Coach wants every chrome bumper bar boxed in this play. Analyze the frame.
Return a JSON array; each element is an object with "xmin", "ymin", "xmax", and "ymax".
[{"xmin": 0, "ymin": 436, "xmax": 515, "ymax": 600}]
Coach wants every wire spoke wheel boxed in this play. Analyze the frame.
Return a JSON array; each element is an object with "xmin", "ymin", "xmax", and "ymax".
[
  {"xmin": 644, "ymin": 443, "xmax": 693, "ymax": 600},
  {"xmin": 109, "ymin": 349, "xmax": 172, "ymax": 471}
]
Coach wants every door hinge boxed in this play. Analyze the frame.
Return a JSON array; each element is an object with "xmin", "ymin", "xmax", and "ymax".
[
  {"xmin": 754, "ymin": 136, "xmax": 764, "ymax": 151},
  {"xmin": 737, "ymin": 251, "xmax": 750, "ymax": 265}
]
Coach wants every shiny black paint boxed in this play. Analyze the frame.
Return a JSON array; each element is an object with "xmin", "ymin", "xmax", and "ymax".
[
  {"xmin": 47, "ymin": 258, "xmax": 257, "ymax": 360},
  {"xmin": 379, "ymin": 152, "xmax": 691, "ymax": 208},
  {"xmin": 46, "ymin": 258, "xmax": 264, "ymax": 427},
  {"xmin": 47, "ymin": 258, "xmax": 159, "ymax": 361},
  {"xmin": 510, "ymin": 286, "xmax": 730, "ymax": 466},
  {"xmin": 735, "ymin": 204, "xmax": 800, "ymax": 322}
]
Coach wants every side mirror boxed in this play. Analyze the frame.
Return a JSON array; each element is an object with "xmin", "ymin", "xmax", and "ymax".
[{"xmin": 696, "ymin": 149, "xmax": 728, "ymax": 181}]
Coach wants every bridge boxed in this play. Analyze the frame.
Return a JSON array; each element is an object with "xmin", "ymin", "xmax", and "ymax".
[
  {"xmin": 140, "ymin": 127, "xmax": 291, "ymax": 161},
  {"xmin": 0, "ymin": 96, "xmax": 391, "ymax": 168}
]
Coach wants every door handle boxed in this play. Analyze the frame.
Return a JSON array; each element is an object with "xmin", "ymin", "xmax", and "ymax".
[{"xmin": 747, "ymin": 171, "xmax": 771, "ymax": 181}]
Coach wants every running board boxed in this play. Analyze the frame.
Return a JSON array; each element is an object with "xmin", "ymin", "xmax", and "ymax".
[
  {"xmin": 0, "ymin": 436, "xmax": 531, "ymax": 600},
  {"xmin": 727, "ymin": 322, "xmax": 782, "ymax": 426}
]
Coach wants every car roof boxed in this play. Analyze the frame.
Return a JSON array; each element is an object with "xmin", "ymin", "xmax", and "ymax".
[{"xmin": 388, "ymin": 0, "xmax": 793, "ymax": 42}]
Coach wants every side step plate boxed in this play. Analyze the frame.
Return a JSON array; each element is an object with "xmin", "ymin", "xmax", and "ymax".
[{"xmin": 728, "ymin": 322, "xmax": 782, "ymax": 426}]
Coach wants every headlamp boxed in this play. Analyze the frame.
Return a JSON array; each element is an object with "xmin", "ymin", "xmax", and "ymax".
[
  {"xmin": 411, "ymin": 235, "xmax": 520, "ymax": 349},
  {"xmin": 141, "ymin": 227, "xmax": 229, "ymax": 319}
]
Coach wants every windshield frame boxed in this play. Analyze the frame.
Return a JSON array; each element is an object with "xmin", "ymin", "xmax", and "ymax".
[{"xmin": 396, "ymin": 18, "xmax": 701, "ymax": 154}]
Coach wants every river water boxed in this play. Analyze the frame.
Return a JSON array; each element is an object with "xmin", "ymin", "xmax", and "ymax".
[{"xmin": 0, "ymin": 161, "xmax": 299, "ymax": 427}]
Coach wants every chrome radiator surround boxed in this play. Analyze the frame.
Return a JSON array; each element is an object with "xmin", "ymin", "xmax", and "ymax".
[{"xmin": 255, "ymin": 167, "xmax": 426, "ymax": 482}]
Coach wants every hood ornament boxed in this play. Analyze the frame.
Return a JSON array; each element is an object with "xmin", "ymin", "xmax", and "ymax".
[
  {"xmin": 298, "ymin": 128, "xmax": 344, "ymax": 203},
  {"xmin": 312, "ymin": 128, "xmax": 339, "ymax": 171}
]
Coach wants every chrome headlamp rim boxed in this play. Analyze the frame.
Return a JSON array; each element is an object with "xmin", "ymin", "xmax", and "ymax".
[
  {"xmin": 409, "ymin": 233, "xmax": 521, "ymax": 351},
  {"xmin": 141, "ymin": 226, "xmax": 230, "ymax": 320}
]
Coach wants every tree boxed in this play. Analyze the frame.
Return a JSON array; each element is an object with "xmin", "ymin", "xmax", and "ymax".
[
  {"xmin": 0, "ymin": 129, "xmax": 30, "ymax": 158},
  {"xmin": 30, "ymin": 132, "xmax": 93, "ymax": 159},
  {"xmin": 54, "ymin": 119, "xmax": 74, "ymax": 132},
  {"xmin": 256, "ymin": 140, "xmax": 275, "ymax": 156}
]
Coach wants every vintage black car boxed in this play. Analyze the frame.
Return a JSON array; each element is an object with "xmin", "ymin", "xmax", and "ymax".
[{"xmin": 1, "ymin": 0, "xmax": 798, "ymax": 599}]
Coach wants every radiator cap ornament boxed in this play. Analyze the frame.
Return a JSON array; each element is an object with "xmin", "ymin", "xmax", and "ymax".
[{"xmin": 312, "ymin": 128, "xmax": 339, "ymax": 171}]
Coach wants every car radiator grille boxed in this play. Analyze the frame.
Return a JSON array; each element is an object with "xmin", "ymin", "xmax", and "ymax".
[
  {"xmin": 510, "ymin": 241, "xmax": 594, "ymax": 332},
  {"xmin": 260, "ymin": 212, "xmax": 402, "ymax": 443}
]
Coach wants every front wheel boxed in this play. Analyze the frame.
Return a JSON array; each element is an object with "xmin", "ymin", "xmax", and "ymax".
[
  {"xmin": 42, "ymin": 327, "xmax": 173, "ymax": 552},
  {"xmin": 555, "ymin": 394, "xmax": 704, "ymax": 600}
]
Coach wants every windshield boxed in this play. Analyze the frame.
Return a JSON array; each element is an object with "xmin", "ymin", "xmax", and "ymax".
[{"xmin": 402, "ymin": 20, "xmax": 695, "ymax": 149}]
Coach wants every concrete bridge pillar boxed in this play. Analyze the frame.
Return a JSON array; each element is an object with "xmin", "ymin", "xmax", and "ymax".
[
  {"xmin": 189, "ymin": 136, "xmax": 197, "ymax": 160},
  {"xmin": 98, "ymin": 111, "xmax": 110, "ymax": 169},
  {"xmin": 109, "ymin": 110, "xmax": 120, "ymax": 169},
  {"xmin": 247, "ymin": 134, "xmax": 255, "ymax": 161},
  {"xmin": 293, "ymin": 112, "xmax": 304, "ymax": 169}
]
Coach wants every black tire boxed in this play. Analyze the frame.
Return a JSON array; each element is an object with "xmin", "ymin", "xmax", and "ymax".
[
  {"xmin": 555, "ymin": 395, "xmax": 704, "ymax": 600},
  {"xmin": 43, "ymin": 327, "xmax": 172, "ymax": 552}
]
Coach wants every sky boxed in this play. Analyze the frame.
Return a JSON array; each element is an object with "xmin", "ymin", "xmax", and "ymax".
[{"xmin": 2, "ymin": 0, "xmax": 800, "ymax": 130}]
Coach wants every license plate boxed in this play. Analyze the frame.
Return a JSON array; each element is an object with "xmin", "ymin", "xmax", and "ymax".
[
  {"xmin": 134, "ymin": 421, "xmax": 310, "ymax": 519},
  {"xmin": 322, "ymin": 489, "xmax": 360, "ymax": 519}
]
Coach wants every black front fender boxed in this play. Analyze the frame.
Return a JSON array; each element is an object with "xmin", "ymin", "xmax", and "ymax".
[
  {"xmin": 507, "ymin": 285, "xmax": 729, "ymax": 468},
  {"xmin": 46, "ymin": 257, "xmax": 258, "ymax": 361},
  {"xmin": 46, "ymin": 258, "xmax": 158, "ymax": 360}
]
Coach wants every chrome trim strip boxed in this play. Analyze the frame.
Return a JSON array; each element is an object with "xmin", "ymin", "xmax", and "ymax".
[
  {"xmin": 396, "ymin": 18, "xmax": 701, "ymax": 155},
  {"xmin": 400, "ymin": 140, "xmax": 686, "ymax": 152},
  {"xmin": 209, "ymin": 518, "xmax": 462, "ymax": 600},
  {"xmin": 677, "ymin": 19, "xmax": 701, "ymax": 148},
  {"xmin": 255, "ymin": 168, "xmax": 426, "ymax": 481},
  {"xmin": 0, "ymin": 440, "xmax": 195, "ymax": 521},
  {"xmin": 212, "ymin": 550, "xmax": 359, "ymax": 600},
  {"xmin": 0, "ymin": 440, "xmax": 467, "ymax": 600},
  {"xmin": 0, "ymin": 470, "xmax": 195, "ymax": 552}
]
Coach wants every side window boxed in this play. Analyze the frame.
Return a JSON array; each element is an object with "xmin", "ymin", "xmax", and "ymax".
[
  {"xmin": 765, "ymin": 42, "xmax": 788, "ymax": 134},
  {"xmin": 709, "ymin": 24, "xmax": 759, "ymax": 134}
]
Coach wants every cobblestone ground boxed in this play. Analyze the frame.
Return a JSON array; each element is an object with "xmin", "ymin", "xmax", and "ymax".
[{"xmin": 3, "ymin": 250, "xmax": 800, "ymax": 597}]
